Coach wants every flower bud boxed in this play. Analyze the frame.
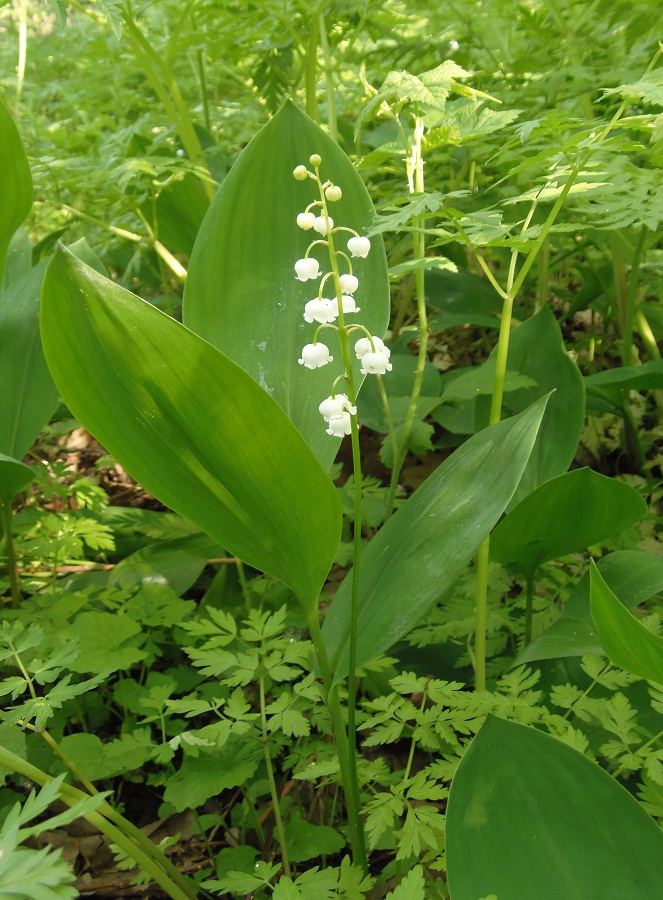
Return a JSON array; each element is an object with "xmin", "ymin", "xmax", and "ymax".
[
  {"xmin": 304, "ymin": 298, "xmax": 337, "ymax": 324},
  {"xmin": 360, "ymin": 350, "xmax": 393, "ymax": 375},
  {"xmin": 294, "ymin": 257, "xmax": 320, "ymax": 281},
  {"xmin": 319, "ymin": 393, "xmax": 357, "ymax": 421},
  {"xmin": 293, "ymin": 165, "xmax": 308, "ymax": 181},
  {"xmin": 314, "ymin": 216, "xmax": 333, "ymax": 235},
  {"xmin": 355, "ymin": 336, "xmax": 389, "ymax": 359},
  {"xmin": 339, "ymin": 273, "xmax": 358, "ymax": 294},
  {"xmin": 309, "ymin": 153, "xmax": 322, "ymax": 167},
  {"xmin": 298, "ymin": 342, "xmax": 333, "ymax": 369},
  {"xmin": 326, "ymin": 412, "xmax": 352, "ymax": 437},
  {"xmin": 347, "ymin": 236, "xmax": 371, "ymax": 258},
  {"xmin": 297, "ymin": 212, "xmax": 316, "ymax": 230},
  {"xmin": 325, "ymin": 184, "xmax": 342, "ymax": 202}
]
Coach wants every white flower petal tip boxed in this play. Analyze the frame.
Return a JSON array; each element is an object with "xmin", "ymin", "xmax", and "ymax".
[
  {"xmin": 293, "ymin": 165, "xmax": 308, "ymax": 181},
  {"xmin": 347, "ymin": 236, "xmax": 371, "ymax": 258},
  {"xmin": 297, "ymin": 212, "xmax": 316, "ymax": 230},
  {"xmin": 360, "ymin": 350, "xmax": 392, "ymax": 375},
  {"xmin": 314, "ymin": 216, "xmax": 334, "ymax": 235},
  {"xmin": 355, "ymin": 336, "xmax": 390, "ymax": 360},
  {"xmin": 325, "ymin": 185, "xmax": 342, "ymax": 202},
  {"xmin": 319, "ymin": 393, "xmax": 357, "ymax": 421},
  {"xmin": 341, "ymin": 295, "xmax": 360, "ymax": 315},
  {"xmin": 325, "ymin": 413, "xmax": 353, "ymax": 436},
  {"xmin": 294, "ymin": 258, "xmax": 321, "ymax": 281},
  {"xmin": 339, "ymin": 273, "xmax": 359, "ymax": 294},
  {"xmin": 298, "ymin": 343, "xmax": 333, "ymax": 369},
  {"xmin": 303, "ymin": 298, "xmax": 337, "ymax": 324}
]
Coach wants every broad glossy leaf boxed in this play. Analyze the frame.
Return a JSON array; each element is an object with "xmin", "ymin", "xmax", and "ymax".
[
  {"xmin": 323, "ymin": 396, "xmax": 549, "ymax": 679},
  {"xmin": 1, "ymin": 227, "xmax": 31, "ymax": 289},
  {"xmin": 110, "ymin": 532, "xmax": 223, "ymax": 596},
  {"xmin": 183, "ymin": 101, "xmax": 390, "ymax": 468},
  {"xmin": 514, "ymin": 550, "xmax": 663, "ymax": 666},
  {"xmin": 496, "ymin": 306, "xmax": 585, "ymax": 507},
  {"xmin": 590, "ymin": 561, "xmax": 663, "ymax": 684},
  {"xmin": 566, "ymin": 550, "xmax": 663, "ymax": 624},
  {"xmin": 0, "ymin": 260, "xmax": 58, "ymax": 460},
  {"xmin": 446, "ymin": 716, "xmax": 663, "ymax": 900},
  {"xmin": 491, "ymin": 468, "xmax": 647, "ymax": 581},
  {"xmin": 40, "ymin": 246, "xmax": 341, "ymax": 612},
  {"xmin": 0, "ymin": 96, "xmax": 32, "ymax": 284},
  {"xmin": 426, "ymin": 267, "xmax": 502, "ymax": 330},
  {"xmin": 0, "ymin": 454, "xmax": 33, "ymax": 501},
  {"xmin": 514, "ymin": 616, "xmax": 602, "ymax": 666}
]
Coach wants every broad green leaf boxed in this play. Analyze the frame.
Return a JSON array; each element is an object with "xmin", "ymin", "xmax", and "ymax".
[
  {"xmin": 426, "ymin": 268, "xmax": 502, "ymax": 330},
  {"xmin": 590, "ymin": 561, "xmax": 663, "ymax": 685},
  {"xmin": 490, "ymin": 468, "xmax": 647, "ymax": 582},
  {"xmin": 110, "ymin": 532, "xmax": 222, "ymax": 596},
  {"xmin": 446, "ymin": 716, "xmax": 663, "ymax": 900},
  {"xmin": 514, "ymin": 550, "xmax": 663, "ymax": 666},
  {"xmin": 0, "ymin": 96, "xmax": 32, "ymax": 285},
  {"xmin": 323, "ymin": 396, "xmax": 549, "ymax": 679},
  {"xmin": 0, "ymin": 260, "xmax": 58, "ymax": 460},
  {"xmin": 585, "ymin": 360, "xmax": 663, "ymax": 414},
  {"xmin": 1, "ymin": 228, "xmax": 31, "ymax": 290},
  {"xmin": 0, "ymin": 455, "xmax": 32, "ymax": 502},
  {"xmin": 566, "ymin": 550, "xmax": 663, "ymax": 624},
  {"xmin": 495, "ymin": 306, "xmax": 585, "ymax": 507},
  {"xmin": 40, "ymin": 246, "xmax": 341, "ymax": 611},
  {"xmin": 183, "ymin": 101, "xmax": 389, "ymax": 468},
  {"xmin": 513, "ymin": 616, "xmax": 602, "ymax": 667},
  {"xmin": 144, "ymin": 172, "xmax": 209, "ymax": 257}
]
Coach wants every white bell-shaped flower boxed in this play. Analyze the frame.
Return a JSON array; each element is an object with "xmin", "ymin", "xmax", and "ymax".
[
  {"xmin": 294, "ymin": 258, "xmax": 320, "ymax": 281},
  {"xmin": 360, "ymin": 350, "xmax": 393, "ymax": 375},
  {"xmin": 326, "ymin": 412, "xmax": 353, "ymax": 437},
  {"xmin": 304, "ymin": 298, "xmax": 337, "ymax": 324},
  {"xmin": 355, "ymin": 336, "xmax": 389, "ymax": 359},
  {"xmin": 298, "ymin": 342, "xmax": 333, "ymax": 369},
  {"xmin": 297, "ymin": 212, "xmax": 316, "ymax": 230},
  {"xmin": 314, "ymin": 216, "xmax": 334, "ymax": 235},
  {"xmin": 293, "ymin": 165, "xmax": 308, "ymax": 181},
  {"xmin": 325, "ymin": 184, "xmax": 342, "ymax": 202},
  {"xmin": 347, "ymin": 236, "xmax": 371, "ymax": 258},
  {"xmin": 341, "ymin": 295, "xmax": 361, "ymax": 315},
  {"xmin": 339, "ymin": 273, "xmax": 359, "ymax": 294},
  {"xmin": 319, "ymin": 393, "xmax": 357, "ymax": 421}
]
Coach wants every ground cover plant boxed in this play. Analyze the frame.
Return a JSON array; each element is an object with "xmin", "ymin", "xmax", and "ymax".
[{"xmin": 2, "ymin": 0, "xmax": 663, "ymax": 897}]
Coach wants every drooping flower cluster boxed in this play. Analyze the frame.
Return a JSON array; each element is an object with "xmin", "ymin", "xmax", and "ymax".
[{"xmin": 294, "ymin": 153, "xmax": 391, "ymax": 435}]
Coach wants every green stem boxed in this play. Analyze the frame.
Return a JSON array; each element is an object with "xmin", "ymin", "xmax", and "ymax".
[
  {"xmin": 622, "ymin": 226, "xmax": 646, "ymax": 368},
  {"xmin": 385, "ymin": 113, "xmax": 427, "ymax": 517},
  {"xmin": 473, "ymin": 538, "xmax": 490, "ymax": 691},
  {"xmin": 307, "ymin": 614, "xmax": 367, "ymax": 872},
  {"xmin": 15, "ymin": 0, "xmax": 27, "ymax": 107},
  {"xmin": 121, "ymin": 3, "xmax": 214, "ymax": 200},
  {"xmin": 0, "ymin": 744, "xmax": 196, "ymax": 900},
  {"xmin": 536, "ymin": 236, "xmax": 549, "ymax": 313},
  {"xmin": 259, "ymin": 675, "xmax": 291, "ymax": 877},
  {"xmin": 1, "ymin": 498, "xmax": 21, "ymax": 607},
  {"xmin": 318, "ymin": 13, "xmax": 337, "ymax": 142},
  {"xmin": 304, "ymin": 12, "xmax": 320, "ymax": 119},
  {"xmin": 316, "ymin": 171, "xmax": 364, "ymax": 857},
  {"xmin": 524, "ymin": 574, "xmax": 535, "ymax": 646}
]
